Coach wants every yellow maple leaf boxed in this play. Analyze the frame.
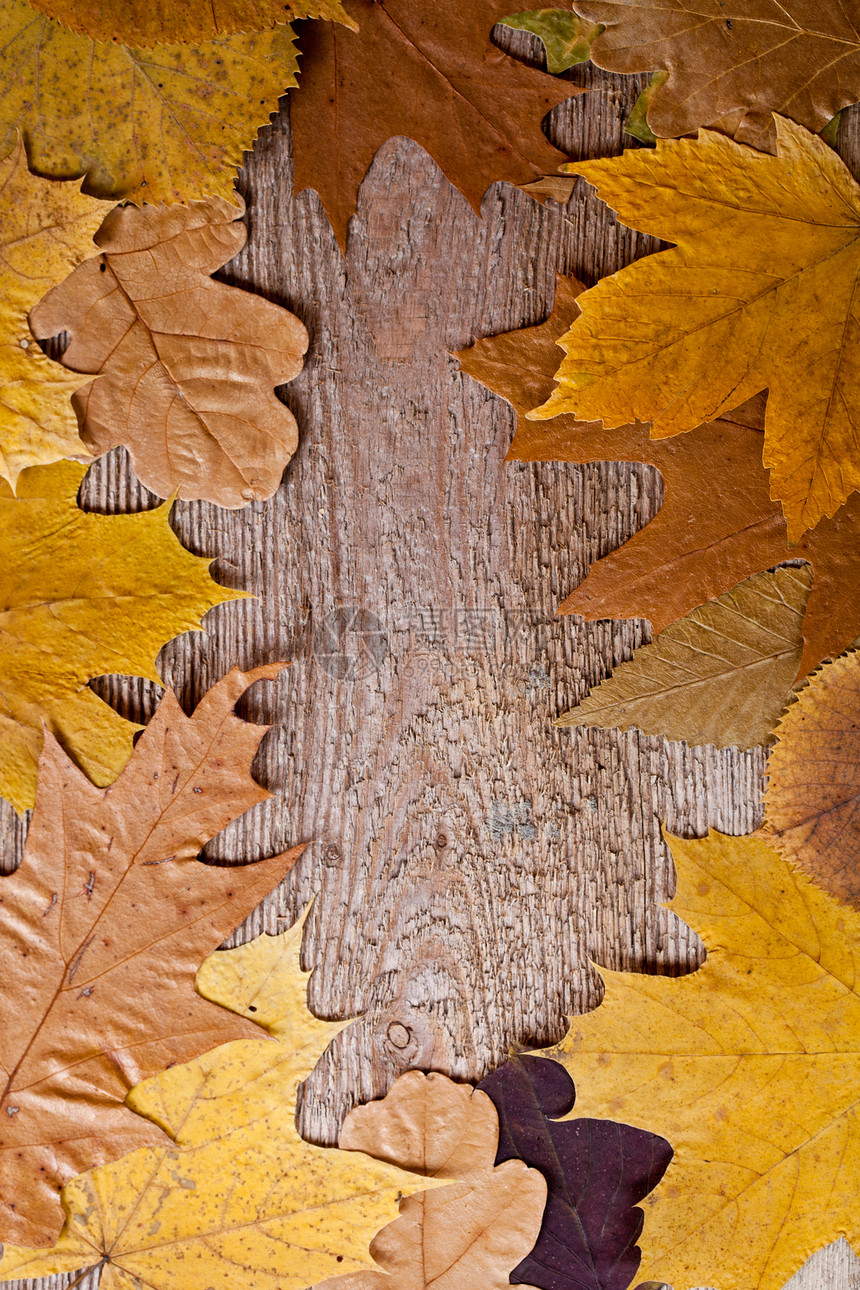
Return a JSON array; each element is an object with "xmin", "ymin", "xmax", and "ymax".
[
  {"xmin": 0, "ymin": 915, "xmax": 435, "ymax": 1290},
  {"xmin": 530, "ymin": 116, "xmax": 860, "ymax": 541},
  {"xmin": 0, "ymin": 137, "xmax": 105, "ymax": 486},
  {"xmin": 0, "ymin": 0, "xmax": 298, "ymax": 204},
  {"xmin": 26, "ymin": 0, "xmax": 356, "ymax": 46},
  {"xmin": 0, "ymin": 458, "xmax": 239, "ymax": 813},
  {"xmin": 541, "ymin": 829, "xmax": 860, "ymax": 1290}
]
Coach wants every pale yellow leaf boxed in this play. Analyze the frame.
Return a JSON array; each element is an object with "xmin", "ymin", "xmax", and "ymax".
[
  {"xmin": 0, "ymin": 137, "xmax": 105, "ymax": 485},
  {"xmin": 557, "ymin": 564, "xmax": 813, "ymax": 750}
]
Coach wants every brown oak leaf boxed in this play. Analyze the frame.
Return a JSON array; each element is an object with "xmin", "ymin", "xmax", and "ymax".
[
  {"xmin": 290, "ymin": 0, "xmax": 578, "ymax": 248},
  {"xmin": 30, "ymin": 198, "xmax": 309, "ymax": 508},
  {"xmin": 0, "ymin": 664, "xmax": 303, "ymax": 1248},
  {"xmin": 456, "ymin": 275, "xmax": 860, "ymax": 680}
]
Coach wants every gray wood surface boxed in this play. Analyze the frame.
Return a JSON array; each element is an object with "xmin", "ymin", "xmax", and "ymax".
[{"xmin": 4, "ymin": 25, "xmax": 856, "ymax": 1290}]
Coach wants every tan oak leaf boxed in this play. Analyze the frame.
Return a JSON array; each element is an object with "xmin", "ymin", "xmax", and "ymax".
[
  {"xmin": 31, "ymin": 198, "xmax": 309, "ymax": 507},
  {"xmin": 321, "ymin": 1070, "xmax": 546, "ymax": 1289}
]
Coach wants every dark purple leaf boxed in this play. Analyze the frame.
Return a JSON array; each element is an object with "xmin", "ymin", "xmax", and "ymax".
[{"xmin": 478, "ymin": 1054, "xmax": 672, "ymax": 1290}]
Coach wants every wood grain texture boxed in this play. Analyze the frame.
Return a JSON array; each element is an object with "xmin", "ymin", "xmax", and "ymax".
[{"xmin": 4, "ymin": 29, "xmax": 857, "ymax": 1290}]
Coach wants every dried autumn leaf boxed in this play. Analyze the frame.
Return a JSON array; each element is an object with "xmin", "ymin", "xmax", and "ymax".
[
  {"xmin": 531, "ymin": 118, "xmax": 860, "ymax": 541},
  {"xmin": 0, "ymin": 459, "xmax": 240, "ymax": 813},
  {"xmin": 478, "ymin": 1054, "xmax": 672, "ymax": 1290},
  {"xmin": 456, "ymin": 276, "xmax": 860, "ymax": 680},
  {"xmin": 557, "ymin": 565, "xmax": 812, "ymax": 750},
  {"xmin": 0, "ymin": 0, "xmax": 298, "ymax": 204},
  {"xmin": 290, "ymin": 0, "xmax": 577, "ymax": 247},
  {"xmin": 31, "ymin": 199, "xmax": 309, "ymax": 507},
  {"xmin": 322, "ymin": 1070, "xmax": 547, "ymax": 1290},
  {"xmin": 0, "ymin": 139, "xmax": 106, "ymax": 485},
  {"xmin": 499, "ymin": 9, "xmax": 603, "ymax": 73},
  {"xmin": 764, "ymin": 648, "xmax": 860, "ymax": 910},
  {"xmin": 541, "ymin": 829, "xmax": 860, "ymax": 1290},
  {"xmin": 0, "ymin": 660, "xmax": 308, "ymax": 1243},
  {"xmin": 572, "ymin": 0, "xmax": 860, "ymax": 149},
  {"xmin": 623, "ymin": 70, "xmax": 668, "ymax": 145},
  {"xmin": 519, "ymin": 175, "xmax": 577, "ymax": 202},
  {"xmin": 0, "ymin": 663, "xmax": 305, "ymax": 1247},
  {"xmin": 0, "ymin": 917, "xmax": 427, "ymax": 1285},
  {"xmin": 27, "ymin": 0, "xmax": 354, "ymax": 47}
]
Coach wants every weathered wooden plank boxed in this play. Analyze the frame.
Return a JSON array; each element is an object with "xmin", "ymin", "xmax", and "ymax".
[{"xmin": 5, "ymin": 26, "xmax": 858, "ymax": 1290}]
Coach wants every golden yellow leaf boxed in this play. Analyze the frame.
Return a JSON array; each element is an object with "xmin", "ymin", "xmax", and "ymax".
[
  {"xmin": 457, "ymin": 275, "xmax": 860, "ymax": 681},
  {"xmin": 0, "ymin": 0, "xmax": 298, "ymax": 204},
  {"xmin": 323, "ymin": 1071, "xmax": 547, "ymax": 1290},
  {"xmin": 31, "ymin": 198, "xmax": 309, "ymax": 507},
  {"xmin": 764, "ymin": 647, "xmax": 860, "ymax": 910},
  {"xmin": 0, "ymin": 458, "xmax": 238, "ymax": 813},
  {"xmin": 530, "ymin": 116, "xmax": 860, "ymax": 541},
  {"xmin": 27, "ymin": 0, "xmax": 355, "ymax": 46},
  {"xmin": 0, "ymin": 916, "xmax": 432, "ymax": 1289},
  {"xmin": 542, "ymin": 829, "xmax": 860, "ymax": 1290},
  {"xmin": 557, "ymin": 564, "xmax": 812, "ymax": 750},
  {"xmin": 0, "ymin": 138, "xmax": 105, "ymax": 486}
]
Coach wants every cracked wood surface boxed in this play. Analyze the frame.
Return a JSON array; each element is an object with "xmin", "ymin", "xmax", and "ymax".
[{"xmin": 3, "ymin": 28, "xmax": 858, "ymax": 1290}]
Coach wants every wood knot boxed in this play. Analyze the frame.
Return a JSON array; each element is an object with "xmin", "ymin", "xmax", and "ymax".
[
  {"xmin": 386, "ymin": 1022, "xmax": 412, "ymax": 1050},
  {"xmin": 434, "ymin": 832, "xmax": 448, "ymax": 851}
]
